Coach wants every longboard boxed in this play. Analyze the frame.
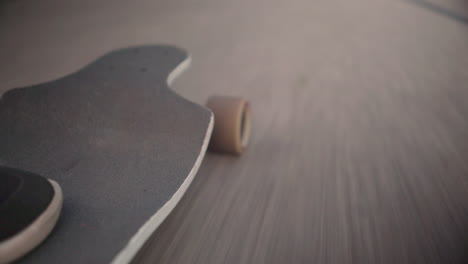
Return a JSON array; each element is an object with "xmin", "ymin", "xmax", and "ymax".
[{"xmin": 0, "ymin": 45, "xmax": 213, "ymax": 264}]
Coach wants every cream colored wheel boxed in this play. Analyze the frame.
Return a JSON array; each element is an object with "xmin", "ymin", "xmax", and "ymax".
[{"xmin": 206, "ymin": 96, "xmax": 251, "ymax": 155}]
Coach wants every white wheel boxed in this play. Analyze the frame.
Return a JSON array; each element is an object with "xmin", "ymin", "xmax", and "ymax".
[{"xmin": 206, "ymin": 96, "xmax": 251, "ymax": 155}]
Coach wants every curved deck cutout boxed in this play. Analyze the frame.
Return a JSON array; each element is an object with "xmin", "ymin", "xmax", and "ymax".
[{"xmin": 0, "ymin": 45, "xmax": 213, "ymax": 264}]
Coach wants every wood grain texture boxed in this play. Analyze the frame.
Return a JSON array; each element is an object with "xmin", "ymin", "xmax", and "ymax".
[{"xmin": 1, "ymin": 0, "xmax": 467, "ymax": 263}]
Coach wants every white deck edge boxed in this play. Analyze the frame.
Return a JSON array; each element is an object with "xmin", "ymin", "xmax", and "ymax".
[
  {"xmin": 167, "ymin": 56, "xmax": 192, "ymax": 86},
  {"xmin": 111, "ymin": 55, "xmax": 213, "ymax": 264}
]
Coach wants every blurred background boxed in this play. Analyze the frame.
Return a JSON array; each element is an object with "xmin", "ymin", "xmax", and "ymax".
[{"xmin": 1, "ymin": 0, "xmax": 467, "ymax": 263}]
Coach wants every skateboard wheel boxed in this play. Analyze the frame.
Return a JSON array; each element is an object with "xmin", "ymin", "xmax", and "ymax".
[{"xmin": 206, "ymin": 96, "xmax": 251, "ymax": 155}]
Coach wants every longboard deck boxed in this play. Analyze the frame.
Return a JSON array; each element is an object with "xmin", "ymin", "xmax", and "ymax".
[{"xmin": 0, "ymin": 45, "xmax": 213, "ymax": 263}]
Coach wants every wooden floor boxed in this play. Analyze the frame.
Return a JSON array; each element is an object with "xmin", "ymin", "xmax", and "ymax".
[{"xmin": 1, "ymin": 0, "xmax": 467, "ymax": 263}]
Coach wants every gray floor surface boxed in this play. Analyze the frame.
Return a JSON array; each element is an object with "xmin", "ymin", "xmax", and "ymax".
[{"xmin": 1, "ymin": 0, "xmax": 467, "ymax": 263}]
